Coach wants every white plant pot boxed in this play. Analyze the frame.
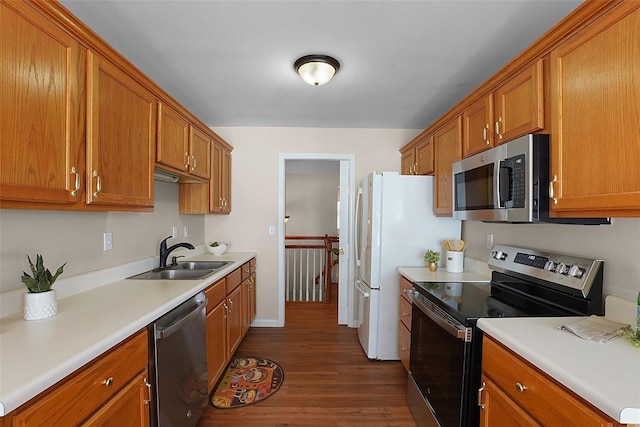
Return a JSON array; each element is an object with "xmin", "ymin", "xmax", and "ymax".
[{"xmin": 23, "ymin": 290, "xmax": 58, "ymax": 320}]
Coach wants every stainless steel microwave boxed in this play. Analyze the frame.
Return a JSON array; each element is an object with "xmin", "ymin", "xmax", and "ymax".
[{"xmin": 452, "ymin": 134, "xmax": 610, "ymax": 224}]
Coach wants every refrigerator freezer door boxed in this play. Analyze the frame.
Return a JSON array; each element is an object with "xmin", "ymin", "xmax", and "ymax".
[{"xmin": 355, "ymin": 279, "xmax": 379, "ymax": 359}]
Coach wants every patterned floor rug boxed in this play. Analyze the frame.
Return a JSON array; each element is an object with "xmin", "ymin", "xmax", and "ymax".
[{"xmin": 210, "ymin": 356, "xmax": 284, "ymax": 409}]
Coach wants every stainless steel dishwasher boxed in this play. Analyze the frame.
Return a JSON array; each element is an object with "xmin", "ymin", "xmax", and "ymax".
[{"xmin": 149, "ymin": 291, "xmax": 208, "ymax": 427}]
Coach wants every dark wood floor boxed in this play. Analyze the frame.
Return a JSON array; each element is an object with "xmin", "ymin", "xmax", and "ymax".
[{"xmin": 197, "ymin": 298, "xmax": 417, "ymax": 427}]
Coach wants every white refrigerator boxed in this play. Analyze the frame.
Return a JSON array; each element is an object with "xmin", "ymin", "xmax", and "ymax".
[{"xmin": 354, "ymin": 172, "xmax": 461, "ymax": 360}]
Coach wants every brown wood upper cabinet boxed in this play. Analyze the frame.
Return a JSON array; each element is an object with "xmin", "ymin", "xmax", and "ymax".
[
  {"xmin": 434, "ymin": 116, "xmax": 463, "ymax": 216},
  {"xmin": 179, "ymin": 136, "xmax": 232, "ymax": 215},
  {"xmin": 86, "ymin": 51, "xmax": 156, "ymax": 209},
  {"xmin": 463, "ymin": 95, "xmax": 494, "ymax": 157},
  {"xmin": 463, "ymin": 60, "xmax": 543, "ymax": 158},
  {"xmin": 157, "ymin": 102, "xmax": 211, "ymax": 182},
  {"xmin": 549, "ymin": 2, "xmax": 640, "ymax": 217},
  {"xmin": 493, "ymin": 59, "xmax": 544, "ymax": 144},
  {"xmin": 0, "ymin": 1, "xmax": 85, "ymax": 208},
  {"xmin": 401, "ymin": 133, "xmax": 434, "ymax": 175}
]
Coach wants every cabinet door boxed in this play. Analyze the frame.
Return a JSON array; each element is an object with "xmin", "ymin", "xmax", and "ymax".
[
  {"xmin": 415, "ymin": 134, "xmax": 435, "ymax": 175},
  {"xmin": 220, "ymin": 148, "xmax": 232, "ymax": 213},
  {"xmin": 226, "ymin": 286, "xmax": 243, "ymax": 359},
  {"xmin": 550, "ymin": 3, "xmax": 640, "ymax": 217},
  {"xmin": 86, "ymin": 51, "xmax": 155, "ymax": 208},
  {"xmin": 249, "ymin": 272, "xmax": 257, "ymax": 325},
  {"xmin": 401, "ymin": 148, "xmax": 415, "ymax": 175},
  {"xmin": 189, "ymin": 127, "xmax": 211, "ymax": 180},
  {"xmin": 206, "ymin": 300, "xmax": 228, "ymax": 392},
  {"xmin": 157, "ymin": 102, "xmax": 189, "ymax": 173},
  {"xmin": 0, "ymin": 2, "xmax": 85, "ymax": 206},
  {"xmin": 494, "ymin": 59, "xmax": 544, "ymax": 144},
  {"xmin": 210, "ymin": 143, "xmax": 224, "ymax": 213},
  {"xmin": 398, "ymin": 323, "xmax": 411, "ymax": 372},
  {"xmin": 463, "ymin": 95, "xmax": 493, "ymax": 157},
  {"xmin": 434, "ymin": 116, "xmax": 463, "ymax": 216},
  {"xmin": 479, "ymin": 377, "xmax": 540, "ymax": 427},
  {"xmin": 82, "ymin": 372, "xmax": 150, "ymax": 427}
]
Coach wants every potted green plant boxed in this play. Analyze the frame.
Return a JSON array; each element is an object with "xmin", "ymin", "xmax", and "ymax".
[
  {"xmin": 21, "ymin": 254, "xmax": 66, "ymax": 320},
  {"xmin": 424, "ymin": 249, "xmax": 440, "ymax": 272}
]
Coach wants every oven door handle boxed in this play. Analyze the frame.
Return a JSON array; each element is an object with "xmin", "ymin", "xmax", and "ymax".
[{"xmin": 407, "ymin": 290, "xmax": 470, "ymax": 342}]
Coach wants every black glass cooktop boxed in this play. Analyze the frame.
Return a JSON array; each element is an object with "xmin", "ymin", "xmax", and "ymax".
[{"xmin": 413, "ymin": 281, "xmax": 529, "ymax": 325}]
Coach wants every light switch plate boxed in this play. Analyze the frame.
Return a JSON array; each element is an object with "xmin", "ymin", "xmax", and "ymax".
[{"xmin": 103, "ymin": 232, "xmax": 113, "ymax": 251}]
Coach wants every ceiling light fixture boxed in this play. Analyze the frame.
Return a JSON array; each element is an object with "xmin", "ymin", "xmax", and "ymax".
[{"xmin": 294, "ymin": 55, "xmax": 340, "ymax": 86}]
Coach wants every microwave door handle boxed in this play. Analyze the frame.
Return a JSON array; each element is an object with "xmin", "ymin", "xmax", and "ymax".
[
  {"xmin": 498, "ymin": 162, "xmax": 512, "ymax": 207},
  {"xmin": 494, "ymin": 161, "xmax": 502, "ymax": 208}
]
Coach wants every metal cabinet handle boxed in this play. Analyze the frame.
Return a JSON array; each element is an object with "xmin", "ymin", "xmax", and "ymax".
[
  {"xmin": 92, "ymin": 170, "xmax": 101, "ymax": 198},
  {"xmin": 144, "ymin": 377, "xmax": 152, "ymax": 405},
  {"xmin": 478, "ymin": 382, "xmax": 486, "ymax": 410},
  {"xmin": 70, "ymin": 166, "xmax": 80, "ymax": 196},
  {"xmin": 483, "ymin": 123, "xmax": 490, "ymax": 145},
  {"xmin": 223, "ymin": 302, "xmax": 229, "ymax": 318},
  {"xmin": 185, "ymin": 152, "xmax": 190, "ymax": 170},
  {"xmin": 228, "ymin": 297, "xmax": 233, "ymax": 312},
  {"xmin": 516, "ymin": 382, "xmax": 527, "ymax": 393},
  {"xmin": 495, "ymin": 117, "xmax": 503, "ymax": 140},
  {"xmin": 101, "ymin": 377, "xmax": 114, "ymax": 387},
  {"xmin": 549, "ymin": 174, "xmax": 558, "ymax": 204},
  {"xmin": 191, "ymin": 155, "xmax": 196, "ymax": 171},
  {"xmin": 402, "ymin": 311, "xmax": 410, "ymax": 318}
]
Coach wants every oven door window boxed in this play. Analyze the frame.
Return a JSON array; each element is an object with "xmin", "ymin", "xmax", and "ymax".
[
  {"xmin": 410, "ymin": 305, "xmax": 465, "ymax": 426},
  {"xmin": 454, "ymin": 163, "xmax": 494, "ymax": 211}
]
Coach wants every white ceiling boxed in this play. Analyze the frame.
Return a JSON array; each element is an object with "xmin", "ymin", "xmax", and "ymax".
[{"xmin": 60, "ymin": 0, "xmax": 582, "ymax": 130}]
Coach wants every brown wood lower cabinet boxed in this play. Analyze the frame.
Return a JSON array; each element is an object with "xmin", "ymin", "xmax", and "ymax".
[
  {"xmin": 3, "ymin": 330, "xmax": 149, "ymax": 427},
  {"xmin": 480, "ymin": 335, "xmax": 623, "ymax": 427},
  {"xmin": 204, "ymin": 257, "xmax": 257, "ymax": 393},
  {"xmin": 398, "ymin": 275, "xmax": 413, "ymax": 371}
]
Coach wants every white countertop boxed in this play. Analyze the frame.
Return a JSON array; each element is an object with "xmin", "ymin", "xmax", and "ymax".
[
  {"xmin": 0, "ymin": 251, "xmax": 255, "ymax": 416},
  {"xmin": 478, "ymin": 316, "xmax": 640, "ymax": 424},
  {"xmin": 398, "ymin": 266, "xmax": 490, "ymax": 283}
]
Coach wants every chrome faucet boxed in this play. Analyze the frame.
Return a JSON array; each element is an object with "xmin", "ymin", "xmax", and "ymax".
[{"xmin": 159, "ymin": 236, "xmax": 195, "ymax": 268}]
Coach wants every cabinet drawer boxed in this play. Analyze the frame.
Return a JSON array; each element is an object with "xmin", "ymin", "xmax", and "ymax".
[
  {"xmin": 205, "ymin": 278, "xmax": 226, "ymax": 312},
  {"xmin": 12, "ymin": 330, "xmax": 147, "ymax": 426},
  {"xmin": 250, "ymin": 258, "xmax": 257, "ymax": 273},
  {"xmin": 399, "ymin": 275, "xmax": 413, "ymax": 303},
  {"xmin": 398, "ymin": 322, "xmax": 411, "ymax": 372},
  {"xmin": 399, "ymin": 295, "xmax": 412, "ymax": 330},
  {"xmin": 482, "ymin": 336, "xmax": 617, "ymax": 426},
  {"xmin": 225, "ymin": 268, "xmax": 242, "ymax": 294},
  {"xmin": 241, "ymin": 262, "xmax": 251, "ymax": 280}
]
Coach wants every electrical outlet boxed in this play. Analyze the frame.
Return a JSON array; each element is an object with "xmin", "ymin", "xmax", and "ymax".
[
  {"xmin": 268, "ymin": 225, "xmax": 275, "ymax": 235},
  {"xmin": 183, "ymin": 226, "xmax": 189, "ymax": 237},
  {"xmin": 172, "ymin": 226, "xmax": 178, "ymax": 238},
  {"xmin": 486, "ymin": 234, "xmax": 494, "ymax": 249},
  {"xmin": 103, "ymin": 232, "xmax": 113, "ymax": 251}
]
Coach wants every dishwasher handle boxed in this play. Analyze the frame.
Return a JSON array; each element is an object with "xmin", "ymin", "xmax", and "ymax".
[{"xmin": 156, "ymin": 297, "xmax": 208, "ymax": 340}]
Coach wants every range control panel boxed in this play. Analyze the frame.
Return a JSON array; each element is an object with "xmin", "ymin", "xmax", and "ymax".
[{"xmin": 488, "ymin": 244, "xmax": 603, "ymax": 297}]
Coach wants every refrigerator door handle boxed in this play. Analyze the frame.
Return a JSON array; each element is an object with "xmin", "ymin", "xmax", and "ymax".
[
  {"xmin": 355, "ymin": 279, "xmax": 370, "ymax": 298},
  {"xmin": 354, "ymin": 187, "xmax": 363, "ymax": 267}
]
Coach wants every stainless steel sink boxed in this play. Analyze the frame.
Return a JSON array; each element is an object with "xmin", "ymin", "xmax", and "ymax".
[
  {"xmin": 127, "ymin": 260, "xmax": 231, "ymax": 280},
  {"xmin": 168, "ymin": 261, "xmax": 231, "ymax": 270},
  {"xmin": 128, "ymin": 268, "xmax": 214, "ymax": 280}
]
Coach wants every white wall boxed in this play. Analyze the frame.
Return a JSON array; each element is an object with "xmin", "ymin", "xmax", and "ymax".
[
  {"xmin": 462, "ymin": 219, "xmax": 640, "ymax": 301},
  {"xmin": 205, "ymin": 127, "xmax": 422, "ymax": 323},
  {"xmin": 285, "ymin": 172, "xmax": 339, "ymax": 236},
  {"xmin": 0, "ymin": 182, "xmax": 205, "ymax": 293}
]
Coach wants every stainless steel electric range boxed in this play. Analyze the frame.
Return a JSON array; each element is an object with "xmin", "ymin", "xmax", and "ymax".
[{"xmin": 405, "ymin": 245, "xmax": 604, "ymax": 427}]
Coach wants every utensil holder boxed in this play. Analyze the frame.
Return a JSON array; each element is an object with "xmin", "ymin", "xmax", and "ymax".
[{"xmin": 446, "ymin": 251, "xmax": 464, "ymax": 273}]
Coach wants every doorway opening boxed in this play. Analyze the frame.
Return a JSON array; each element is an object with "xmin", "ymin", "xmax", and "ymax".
[{"xmin": 278, "ymin": 154, "xmax": 355, "ymax": 327}]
